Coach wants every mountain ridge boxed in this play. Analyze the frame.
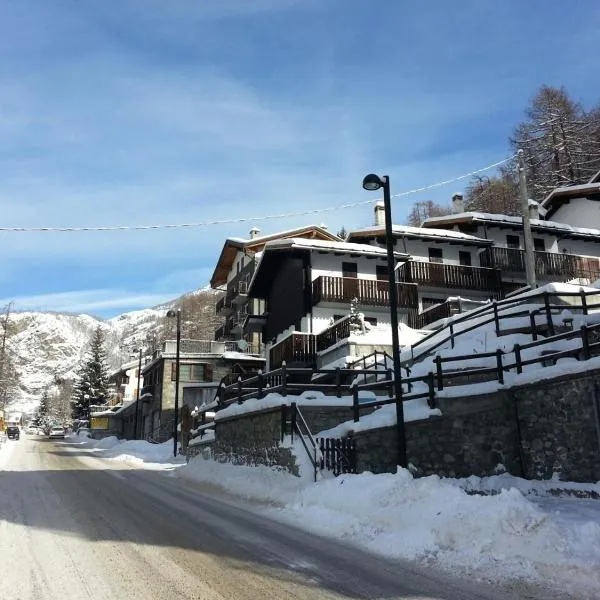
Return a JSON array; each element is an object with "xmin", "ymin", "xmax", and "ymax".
[{"xmin": 4, "ymin": 286, "xmax": 221, "ymax": 415}]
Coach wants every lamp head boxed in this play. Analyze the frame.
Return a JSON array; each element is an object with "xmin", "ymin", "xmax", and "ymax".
[
  {"xmin": 166, "ymin": 309, "xmax": 177, "ymax": 318},
  {"xmin": 362, "ymin": 173, "xmax": 384, "ymax": 191}
]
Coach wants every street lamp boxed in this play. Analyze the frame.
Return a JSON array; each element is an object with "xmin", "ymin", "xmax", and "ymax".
[
  {"xmin": 362, "ymin": 174, "xmax": 407, "ymax": 468},
  {"xmin": 134, "ymin": 348, "xmax": 142, "ymax": 440},
  {"xmin": 166, "ymin": 308, "xmax": 181, "ymax": 458}
]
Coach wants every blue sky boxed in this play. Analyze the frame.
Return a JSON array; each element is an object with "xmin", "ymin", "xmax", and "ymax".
[{"xmin": 1, "ymin": 0, "xmax": 599, "ymax": 317}]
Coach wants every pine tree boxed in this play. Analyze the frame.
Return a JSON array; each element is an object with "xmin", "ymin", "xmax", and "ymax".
[
  {"xmin": 71, "ymin": 326, "xmax": 110, "ymax": 420},
  {"xmin": 34, "ymin": 389, "xmax": 50, "ymax": 426}
]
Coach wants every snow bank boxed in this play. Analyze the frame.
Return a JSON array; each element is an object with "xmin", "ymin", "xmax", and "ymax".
[
  {"xmin": 68, "ymin": 435, "xmax": 185, "ymax": 469},
  {"xmin": 179, "ymin": 457, "xmax": 600, "ymax": 598}
]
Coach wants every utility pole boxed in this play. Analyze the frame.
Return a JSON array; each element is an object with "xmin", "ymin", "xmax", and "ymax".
[{"xmin": 518, "ymin": 150, "xmax": 537, "ymax": 289}]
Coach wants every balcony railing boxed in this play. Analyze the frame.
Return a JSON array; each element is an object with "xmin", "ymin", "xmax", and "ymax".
[
  {"xmin": 312, "ymin": 276, "xmax": 418, "ymax": 308},
  {"xmin": 231, "ymin": 310, "xmax": 248, "ymax": 334},
  {"xmin": 270, "ymin": 333, "xmax": 317, "ymax": 369},
  {"xmin": 316, "ymin": 316, "xmax": 351, "ymax": 351},
  {"xmin": 397, "ymin": 261, "xmax": 503, "ymax": 292},
  {"xmin": 215, "ymin": 295, "xmax": 233, "ymax": 316},
  {"xmin": 480, "ymin": 247, "xmax": 600, "ymax": 281}
]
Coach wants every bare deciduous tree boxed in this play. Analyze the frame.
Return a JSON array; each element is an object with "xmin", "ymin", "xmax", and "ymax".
[
  {"xmin": 464, "ymin": 164, "xmax": 520, "ymax": 215},
  {"xmin": 405, "ymin": 200, "xmax": 452, "ymax": 227},
  {"xmin": 511, "ymin": 85, "xmax": 600, "ymax": 199}
]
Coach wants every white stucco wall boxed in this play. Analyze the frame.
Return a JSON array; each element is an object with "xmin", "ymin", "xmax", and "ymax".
[
  {"xmin": 310, "ymin": 252, "xmax": 391, "ymax": 280},
  {"xmin": 551, "ymin": 198, "xmax": 600, "ymax": 229}
]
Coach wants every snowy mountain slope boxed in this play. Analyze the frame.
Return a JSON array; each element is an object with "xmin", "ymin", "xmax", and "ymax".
[{"xmin": 4, "ymin": 287, "xmax": 220, "ymax": 415}]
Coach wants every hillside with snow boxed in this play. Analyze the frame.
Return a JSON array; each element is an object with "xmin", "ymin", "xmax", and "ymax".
[{"xmin": 4, "ymin": 287, "xmax": 220, "ymax": 415}]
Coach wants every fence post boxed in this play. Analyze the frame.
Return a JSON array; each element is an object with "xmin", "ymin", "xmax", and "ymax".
[
  {"xmin": 335, "ymin": 367, "xmax": 342, "ymax": 398},
  {"xmin": 581, "ymin": 289, "xmax": 588, "ymax": 315},
  {"xmin": 544, "ymin": 292, "xmax": 555, "ymax": 336},
  {"xmin": 386, "ymin": 368, "xmax": 393, "ymax": 398},
  {"xmin": 530, "ymin": 311, "xmax": 538, "ymax": 341},
  {"xmin": 290, "ymin": 402, "xmax": 296, "ymax": 442},
  {"xmin": 281, "ymin": 361, "xmax": 287, "ymax": 397},
  {"xmin": 352, "ymin": 384, "xmax": 359, "ymax": 423},
  {"xmin": 513, "ymin": 344, "xmax": 522, "ymax": 374},
  {"xmin": 581, "ymin": 325, "xmax": 590, "ymax": 360},
  {"xmin": 450, "ymin": 322, "xmax": 455, "ymax": 349},
  {"xmin": 427, "ymin": 372, "xmax": 435, "ymax": 408},
  {"xmin": 257, "ymin": 369, "xmax": 264, "ymax": 399},
  {"xmin": 496, "ymin": 349, "xmax": 504, "ymax": 384},
  {"xmin": 434, "ymin": 355, "xmax": 444, "ymax": 391},
  {"xmin": 493, "ymin": 301, "xmax": 500, "ymax": 336},
  {"xmin": 237, "ymin": 376, "xmax": 243, "ymax": 404}
]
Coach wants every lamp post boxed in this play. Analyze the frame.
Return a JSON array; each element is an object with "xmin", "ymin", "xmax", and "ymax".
[
  {"xmin": 166, "ymin": 309, "xmax": 181, "ymax": 458},
  {"xmin": 362, "ymin": 174, "xmax": 407, "ymax": 468},
  {"xmin": 134, "ymin": 348, "xmax": 142, "ymax": 440},
  {"xmin": 518, "ymin": 149, "xmax": 537, "ymax": 289}
]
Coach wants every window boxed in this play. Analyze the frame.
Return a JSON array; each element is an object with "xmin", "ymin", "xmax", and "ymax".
[
  {"xmin": 171, "ymin": 363, "xmax": 206, "ymax": 382},
  {"xmin": 428, "ymin": 248, "xmax": 443, "ymax": 263},
  {"xmin": 342, "ymin": 262, "xmax": 357, "ymax": 278},
  {"xmin": 375, "ymin": 265, "xmax": 388, "ymax": 280},
  {"xmin": 533, "ymin": 238, "xmax": 545, "ymax": 252},
  {"xmin": 506, "ymin": 235, "xmax": 520, "ymax": 249},
  {"xmin": 459, "ymin": 251, "xmax": 471, "ymax": 266}
]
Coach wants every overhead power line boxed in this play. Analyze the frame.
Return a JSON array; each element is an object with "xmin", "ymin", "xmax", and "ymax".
[{"xmin": 0, "ymin": 156, "xmax": 515, "ymax": 233}]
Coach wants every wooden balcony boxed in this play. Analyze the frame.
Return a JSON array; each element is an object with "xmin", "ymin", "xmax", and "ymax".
[
  {"xmin": 397, "ymin": 261, "xmax": 503, "ymax": 293},
  {"xmin": 480, "ymin": 247, "xmax": 600, "ymax": 281},
  {"xmin": 215, "ymin": 295, "xmax": 233, "ymax": 316},
  {"xmin": 269, "ymin": 333, "xmax": 317, "ymax": 369},
  {"xmin": 316, "ymin": 316, "xmax": 351, "ymax": 351},
  {"xmin": 312, "ymin": 276, "xmax": 418, "ymax": 308}
]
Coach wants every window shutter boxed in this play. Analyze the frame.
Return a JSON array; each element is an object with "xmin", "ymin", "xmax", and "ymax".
[
  {"xmin": 171, "ymin": 362, "xmax": 177, "ymax": 381},
  {"xmin": 205, "ymin": 363, "xmax": 214, "ymax": 382}
]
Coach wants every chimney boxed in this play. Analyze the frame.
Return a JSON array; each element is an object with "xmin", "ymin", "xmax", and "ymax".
[
  {"xmin": 374, "ymin": 201, "xmax": 385, "ymax": 226},
  {"xmin": 319, "ymin": 223, "xmax": 328, "ymax": 230},
  {"xmin": 451, "ymin": 192, "xmax": 464, "ymax": 214},
  {"xmin": 528, "ymin": 199, "xmax": 539, "ymax": 220},
  {"xmin": 249, "ymin": 227, "xmax": 261, "ymax": 240}
]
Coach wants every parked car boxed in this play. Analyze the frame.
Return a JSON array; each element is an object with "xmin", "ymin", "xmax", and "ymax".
[
  {"xmin": 48, "ymin": 426, "xmax": 65, "ymax": 439},
  {"xmin": 25, "ymin": 425, "xmax": 38, "ymax": 435},
  {"xmin": 6, "ymin": 426, "xmax": 20, "ymax": 440}
]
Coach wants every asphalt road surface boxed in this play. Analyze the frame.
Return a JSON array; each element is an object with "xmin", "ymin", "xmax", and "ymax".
[{"xmin": 0, "ymin": 436, "xmax": 567, "ymax": 600}]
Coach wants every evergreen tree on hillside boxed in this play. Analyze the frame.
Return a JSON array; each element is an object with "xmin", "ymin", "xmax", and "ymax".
[
  {"xmin": 35, "ymin": 389, "xmax": 50, "ymax": 425},
  {"xmin": 71, "ymin": 326, "xmax": 110, "ymax": 420}
]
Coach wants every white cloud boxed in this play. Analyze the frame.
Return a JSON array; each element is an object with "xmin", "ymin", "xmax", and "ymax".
[{"xmin": 1, "ymin": 289, "xmax": 175, "ymax": 315}]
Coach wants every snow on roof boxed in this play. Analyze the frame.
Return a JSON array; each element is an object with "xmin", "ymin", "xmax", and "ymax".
[
  {"xmin": 225, "ymin": 224, "xmax": 339, "ymax": 246},
  {"xmin": 348, "ymin": 224, "xmax": 491, "ymax": 245},
  {"xmin": 543, "ymin": 182, "xmax": 600, "ymax": 204},
  {"xmin": 221, "ymin": 351, "xmax": 265, "ymax": 362},
  {"xmin": 262, "ymin": 237, "xmax": 410, "ymax": 258},
  {"xmin": 423, "ymin": 211, "xmax": 600, "ymax": 239}
]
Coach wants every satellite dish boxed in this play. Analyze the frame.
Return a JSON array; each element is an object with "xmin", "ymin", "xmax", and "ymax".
[{"xmin": 236, "ymin": 339, "xmax": 249, "ymax": 351}]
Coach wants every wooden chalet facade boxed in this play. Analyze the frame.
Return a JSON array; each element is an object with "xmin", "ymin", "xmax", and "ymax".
[
  {"xmin": 246, "ymin": 238, "xmax": 414, "ymax": 370},
  {"xmin": 210, "ymin": 225, "xmax": 341, "ymax": 357}
]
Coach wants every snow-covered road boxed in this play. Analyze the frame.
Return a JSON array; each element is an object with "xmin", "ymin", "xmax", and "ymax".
[{"xmin": 0, "ymin": 435, "xmax": 554, "ymax": 600}]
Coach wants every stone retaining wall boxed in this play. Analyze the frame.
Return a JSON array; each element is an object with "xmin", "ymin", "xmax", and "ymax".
[
  {"xmin": 214, "ymin": 406, "xmax": 299, "ymax": 475},
  {"xmin": 351, "ymin": 368, "xmax": 600, "ymax": 482}
]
